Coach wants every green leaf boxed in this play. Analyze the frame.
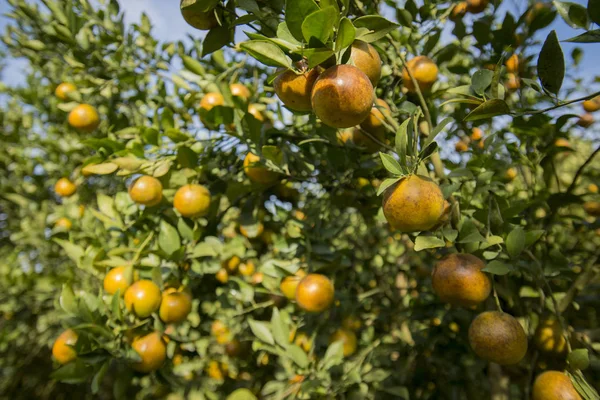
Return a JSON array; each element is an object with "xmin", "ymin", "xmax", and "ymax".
[
  {"xmin": 414, "ymin": 236, "xmax": 445, "ymax": 251},
  {"xmin": 270, "ymin": 308, "xmax": 290, "ymax": 348},
  {"xmin": 203, "ymin": 26, "xmax": 231, "ymax": 56},
  {"xmin": 464, "ymin": 99, "xmax": 510, "ymax": 121},
  {"xmin": 428, "ymin": 117, "xmax": 453, "ymax": 143},
  {"xmin": 226, "ymin": 389, "xmax": 258, "ymax": 400},
  {"xmin": 353, "ymin": 15, "xmax": 399, "ymax": 43},
  {"xmin": 302, "ymin": 6, "xmax": 337, "ymax": 44},
  {"xmin": 285, "ymin": 0, "xmax": 320, "ymax": 42},
  {"xmin": 377, "ymin": 177, "xmax": 401, "ymax": 196},
  {"xmin": 538, "ymin": 30, "xmax": 565, "ymax": 95},
  {"xmin": 471, "ymin": 69, "xmax": 494, "ymax": 96},
  {"xmin": 553, "ymin": 1, "xmax": 589, "ymax": 28},
  {"xmin": 589, "ymin": 0, "xmax": 600, "ymax": 24},
  {"xmin": 54, "ymin": 239, "xmax": 84, "ymax": 264},
  {"xmin": 248, "ymin": 319, "xmax": 275, "ymax": 345},
  {"xmin": 60, "ymin": 284, "xmax": 78, "ymax": 315},
  {"xmin": 158, "ymin": 221, "xmax": 181, "ymax": 255},
  {"xmin": 418, "ymin": 141, "xmax": 438, "ymax": 162},
  {"xmin": 564, "ymin": 29, "xmax": 600, "ymax": 43},
  {"xmin": 395, "ymin": 118, "xmax": 410, "ymax": 169},
  {"xmin": 182, "ymin": 55, "xmax": 205, "ymax": 76},
  {"xmin": 380, "ymin": 153, "xmax": 404, "ymax": 176},
  {"xmin": 482, "ymin": 260, "xmax": 512, "ymax": 275},
  {"xmin": 240, "ymin": 40, "xmax": 292, "ymax": 68},
  {"xmin": 91, "ymin": 361, "xmax": 110, "ymax": 394},
  {"xmin": 296, "ymin": 48, "xmax": 335, "ymax": 68},
  {"xmin": 506, "ymin": 227, "xmax": 525, "ymax": 258},
  {"xmin": 568, "ymin": 349, "xmax": 590, "ymax": 370},
  {"xmin": 276, "ymin": 22, "xmax": 302, "ymax": 46},
  {"xmin": 335, "ymin": 18, "xmax": 356, "ymax": 52},
  {"xmin": 320, "ymin": 341, "xmax": 344, "ymax": 370},
  {"xmin": 287, "ymin": 344, "xmax": 309, "ymax": 368}
]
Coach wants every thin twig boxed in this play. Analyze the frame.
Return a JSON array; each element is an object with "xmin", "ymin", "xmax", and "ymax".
[
  {"xmin": 565, "ymin": 146, "xmax": 600, "ymax": 195},
  {"xmin": 511, "ymin": 90, "xmax": 600, "ymax": 117}
]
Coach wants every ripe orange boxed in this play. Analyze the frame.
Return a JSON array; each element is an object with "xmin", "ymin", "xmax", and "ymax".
[
  {"xmin": 243, "ymin": 152, "xmax": 279, "ymax": 185},
  {"xmin": 311, "ymin": 64, "xmax": 374, "ymax": 129},
  {"xmin": 466, "ymin": 0, "xmax": 489, "ymax": 13},
  {"xmin": 455, "ymin": 140, "xmax": 469, "ymax": 152},
  {"xmin": 505, "ymin": 54, "xmax": 521, "ymax": 74},
  {"xmin": 223, "ymin": 255, "xmax": 241, "ymax": 273},
  {"xmin": 350, "ymin": 40, "xmax": 382, "ymax": 87},
  {"xmin": 124, "ymin": 280, "xmax": 162, "ymax": 318},
  {"xmin": 247, "ymin": 103, "xmax": 265, "ymax": 122},
  {"xmin": 506, "ymin": 73, "xmax": 521, "ymax": 91},
  {"xmin": 431, "ymin": 254, "xmax": 491, "ymax": 307},
  {"xmin": 216, "ymin": 268, "xmax": 229, "ymax": 283},
  {"xmin": 55, "ymin": 82, "xmax": 76, "ymax": 100},
  {"xmin": 360, "ymin": 98, "xmax": 391, "ymax": 136},
  {"xmin": 450, "ymin": 2, "xmax": 468, "ymax": 20},
  {"xmin": 504, "ymin": 167, "xmax": 518, "ymax": 181},
  {"xmin": 103, "ymin": 266, "xmax": 131, "ymax": 296},
  {"xmin": 295, "ymin": 274, "xmax": 335, "ymax": 313},
  {"xmin": 280, "ymin": 270, "xmax": 307, "ymax": 300},
  {"xmin": 211, "ymin": 320, "xmax": 229, "ymax": 337},
  {"xmin": 173, "ymin": 184, "xmax": 211, "ymax": 218},
  {"xmin": 342, "ymin": 315, "xmax": 362, "ymax": 331},
  {"xmin": 68, "ymin": 104, "xmax": 100, "ymax": 132},
  {"xmin": 583, "ymin": 201, "xmax": 600, "ymax": 217},
  {"xmin": 577, "ymin": 113, "xmax": 594, "ymax": 128},
  {"xmin": 468, "ymin": 311, "xmax": 528, "ymax": 365},
  {"xmin": 583, "ymin": 97, "xmax": 600, "ymax": 112},
  {"xmin": 470, "ymin": 127, "xmax": 483, "ymax": 141},
  {"xmin": 129, "ymin": 175, "xmax": 163, "ymax": 207},
  {"xmin": 238, "ymin": 261, "xmax": 256, "ymax": 276},
  {"xmin": 54, "ymin": 217, "xmax": 72, "ymax": 231},
  {"xmin": 200, "ymin": 92, "xmax": 224, "ymax": 111},
  {"xmin": 273, "ymin": 66, "xmax": 321, "ymax": 112},
  {"xmin": 532, "ymin": 371, "xmax": 582, "ymax": 400},
  {"xmin": 52, "ymin": 329, "xmax": 78, "ymax": 364},
  {"xmin": 131, "ymin": 332, "xmax": 167, "ymax": 372},
  {"xmin": 230, "ymin": 83, "xmax": 251, "ymax": 100},
  {"xmin": 55, "ymin": 178, "xmax": 76, "ymax": 197},
  {"xmin": 329, "ymin": 328, "xmax": 358, "ymax": 356},
  {"xmin": 589, "ymin": 183, "xmax": 599, "ymax": 193},
  {"xmin": 159, "ymin": 289, "xmax": 192, "ymax": 324},
  {"xmin": 382, "ymin": 175, "xmax": 445, "ymax": 233},
  {"xmin": 291, "ymin": 331, "xmax": 313, "ymax": 352},
  {"xmin": 534, "ymin": 318, "xmax": 567, "ymax": 354},
  {"xmin": 402, "ymin": 56, "xmax": 438, "ymax": 93},
  {"xmin": 554, "ymin": 138, "xmax": 571, "ymax": 148}
]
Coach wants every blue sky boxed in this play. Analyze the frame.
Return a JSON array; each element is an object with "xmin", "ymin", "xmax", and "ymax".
[{"xmin": 0, "ymin": 0, "xmax": 598, "ymax": 91}]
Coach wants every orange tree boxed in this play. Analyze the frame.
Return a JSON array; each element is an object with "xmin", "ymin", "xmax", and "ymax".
[{"xmin": 1, "ymin": 0, "xmax": 600, "ymax": 399}]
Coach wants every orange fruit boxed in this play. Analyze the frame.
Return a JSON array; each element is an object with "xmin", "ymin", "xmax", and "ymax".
[
  {"xmin": 230, "ymin": 83, "xmax": 251, "ymax": 100},
  {"xmin": 466, "ymin": 0, "xmax": 489, "ymax": 13},
  {"xmin": 504, "ymin": 167, "xmax": 518, "ymax": 181},
  {"xmin": 532, "ymin": 371, "xmax": 582, "ymax": 400},
  {"xmin": 280, "ymin": 270, "xmax": 307, "ymax": 300},
  {"xmin": 506, "ymin": 73, "xmax": 521, "ymax": 91},
  {"xmin": 577, "ymin": 113, "xmax": 594, "ymax": 128},
  {"xmin": 273, "ymin": 66, "xmax": 320, "ymax": 112},
  {"xmin": 329, "ymin": 328, "xmax": 358, "ymax": 356},
  {"xmin": 432, "ymin": 254, "xmax": 491, "ymax": 307},
  {"xmin": 216, "ymin": 268, "xmax": 229, "ymax": 283},
  {"xmin": 583, "ymin": 201, "xmax": 600, "ymax": 217},
  {"xmin": 55, "ymin": 178, "xmax": 76, "ymax": 197},
  {"xmin": 68, "ymin": 104, "xmax": 100, "ymax": 132},
  {"xmin": 247, "ymin": 103, "xmax": 265, "ymax": 122},
  {"xmin": 450, "ymin": 2, "xmax": 468, "ymax": 20},
  {"xmin": 223, "ymin": 255, "xmax": 241, "ymax": 273},
  {"xmin": 243, "ymin": 152, "xmax": 279, "ymax": 185},
  {"xmin": 129, "ymin": 175, "xmax": 163, "ymax": 207},
  {"xmin": 54, "ymin": 217, "xmax": 72, "ymax": 231},
  {"xmin": 583, "ymin": 97, "xmax": 600, "ymax": 112},
  {"xmin": 240, "ymin": 222, "xmax": 264, "ymax": 239},
  {"xmin": 402, "ymin": 56, "xmax": 438, "ymax": 93},
  {"xmin": 455, "ymin": 140, "xmax": 469, "ymax": 152},
  {"xmin": 360, "ymin": 98, "xmax": 392, "ymax": 136},
  {"xmin": 238, "ymin": 261, "xmax": 256, "ymax": 276},
  {"xmin": 470, "ymin": 127, "xmax": 483, "ymax": 140},
  {"xmin": 55, "ymin": 82, "xmax": 76, "ymax": 100},
  {"xmin": 124, "ymin": 280, "xmax": 162, "ymax": 318},
  {"xmin": 159, "ymin": 290, "xmax": 192, "ymax": 324},
  {"xmin": 173, "ymin": 184, "xmax": 211, "ymax": 218},
  {"xmin": 468, "ymin": 311, "xmax": 528, "ymax": 365},
  {"xmin": 295, "ymin": 274, "xmax": 335, "ymax": 313},
  {"xmin": 342, "ymin": 315, "xmax": 362, "ymax": 331},
  {"xmin": 534, "ymin": 318, "xmax": 567, "ymax": 354},
  {"xmin": 52, "ymin": 329, "xmax": 78, "ymax": 364},
  {"xmin": 382, "ymin": 175, "xmax": 445, "ymax": 233},
  {"xmin": 103, "ymin": 266, "xmax": 132, "ymax": 296},
  {"xmin": 131, "ymin": 332, "xmax": 167, "ymax": 372},
  {"xmin": 350, "ymin": 40, "xmax": 382, "ymax": 87},
  {"xmin": 311, "ymin": 64, "xmax": 374, "ymax": 129},
  {"xmin": 506, "ymin": 54, "xmax": 521, "ymax": 74}
]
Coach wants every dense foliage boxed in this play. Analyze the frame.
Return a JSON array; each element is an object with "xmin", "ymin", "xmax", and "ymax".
[{"xmin": 1, "ymin": 0, "xmax": 600, "ymax": 399}]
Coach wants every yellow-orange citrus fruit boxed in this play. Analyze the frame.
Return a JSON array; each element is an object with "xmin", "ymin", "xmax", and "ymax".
[
  {"xmin": 103, "ymin": 266, "xmax": 131, "ymax": 296},
  {"xmin": 470, "ymin": 127, "xmax": 483, "ymax": 141},
  {"xmin": 55, "ymin": 177, "xmax": 76, "ymax": 197},
  {"xmin": 230, "ymin": 83, "xmax": 251, "ymax": 100},
  {"xmin": 292, "ymin": 331, "xmax": 313, "ymax": 352},
  {"xmin": 131, "ymin": 332, "xmax": 167, "ymax": 372},
  {"xmin": 247, "ymin": 103, "xmax": 265, "ymax": 122},
  {"xmin": 223, "ymin": 255, "xmax": 241, "ymax": 273},
  {"xmin": 589, "ymin": 183, "xmax": 599, "ymax": 193},
  {"xmin": 555, "ymin": 138, "xmax": 571, "ymax": 148},
  {"xmin": 55, "ymin": 82, "xmax": 76, "ymax": 100},
  {"xmin": 211, "ymin": 320, "xmax": 229, "ymax": 337},
  {"xmin": 504, "ymin": 167, "xmax": 518, "ymax": 181},
  {"xmin": 129, "ymin": 175, "xmax": 163, "ymax": 207},
  {"xmin": 506, "ymin": 73, "xmax": 521, "ymax": 91},
  {"xmin": 124, "ymin": 280, "xmax": 162, "ymax": 318},
  {"xmin": 216, "ymin": 268, "xmax": 229, "ymax": 283},
  {"xmin": 206, "ymin": 360, "xmax": 226, "ymax": 380},
  {"xmin": 455, "ymin": 140, "xmax": 469, "ymax": 152},
  {"xmin": 243, "ymin": 152, "xmax": 279, "ymax": 185},
  {"xmin": 583, "ymin": 201, "xmax": 600, "ymax": 217},
  {"xmin": 329, "ymin": 328, "xmax": 358, "ymax": 357},
  {"xmin": 506, "ymin": 54, "xmax": 521, "ymax": 74},
  {"xmin": 200, "ymin": 92, "xmax": 224, "ymax": 111},
  {"xmin": 342, "ymin": 315, "xmax": 362, "ymax": 331},
  {"xmin": 238, "ymin": 261, "xmax": 256, "ymax": 276},
  {"xmin": 360, "ymin": 98, "xmax": 391, "ymax": 135},
  {"xmin": 583, "ymin": 97, "xmax": 600, "ymax": 112},
  {"xmin": 468, "ymin": 311, "xmax": 528, "ymax": 365},
  {"xmin": 68, "ymin": 104, "xmax": 100, "ymax": 132},
  {"xmin": 54, "ymin": 217, "xmax": 72, "ymax": 231},
  {"xmin": 180, "ymin": 3, "xmax": 218, "ymax": 30},
  {"xmin": 432, "ymin": 254, "xmax": 491, "ymax": 307},
  {"xmin": 350, "ymin": 40, "xmax": 382, "ymax": 87},
  {"xmin": 466, "ymin": 0, "xmax": 489, "ymax": 13},
  {"xmin": 52, "ymin": 329, "xmax": 78, "ymax": 364},
  {"xmin": 280, "ymin": 270, "xmax": 307, "ymax": 300},
  {"xmin": 534, "ymin": 318, "xmax": 567, "ymax": 354},
  {"xmin": 532, "ymin": 371, "xmax": 582, "ymax": 400},
  {"xmin": 251, "ymin": 271, "xmax": 264, "ymax": 285},
  {"xmin": 382, "ymin": 175, "xmax": 445, "ymax": 233},
  {"xmin": 295, "ymin": 274, "xmax": 335, "ymax": 313},
  {"xmin": 240, "ymin": 221, "xmax": 264, "ymax": 238},
  {"xmin": 577, "ymin": 113, "xmax": 594, "ymax": 128},
  {"xmin": 311, "ymin": 64, "xmax": 374, "ymax": 129},
  {"xmin": 273, "ymin": 66, "xmax": 320, "ymax": 112},
  {"xmin": 159, "ymin": 290, "xmax": 192, "ymax": 324},
  {"xmin": 402, "ymin": 56, "xmax": 439, "ymax": 93},
  {"xmin": 173, "ymin": 184, "xmax": 211, "ymax": 218},
  {"xmin": 450, "ymin": 2, "xmax": 468, "ymax": 20}
]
